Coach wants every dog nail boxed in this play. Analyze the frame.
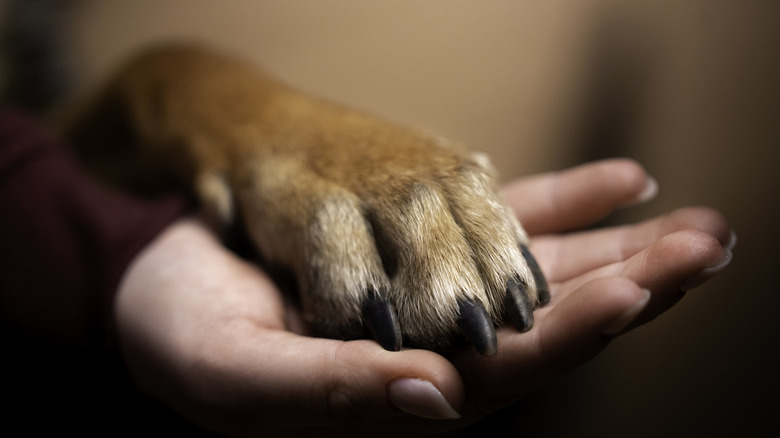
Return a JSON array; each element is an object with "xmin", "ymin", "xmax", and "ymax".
[
  {"xmin": 504, "ymin": 278, "xmax": 534, "ymax": 333},
  {"xmin": 363, "ymin": 290, "xmax": 403, "ymax": 351},
  {"xmin": 457, "ymin": 299, "xmax": 498, "ymax": 356},
  {"xmin": 520, "ymin": 245, "xmax": 550, "ymax": 306}
]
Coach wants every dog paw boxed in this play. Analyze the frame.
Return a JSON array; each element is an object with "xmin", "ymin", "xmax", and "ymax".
[
  {"xmin": 72, "ymin": 46, "xmax": 549, "ymax": 355},
  {"xmin": 213, "ymin": 122, "xmax": 549, "ymax": 355}
]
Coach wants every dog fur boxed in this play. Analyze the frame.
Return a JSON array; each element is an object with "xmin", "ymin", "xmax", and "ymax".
[{"xmin": 66, "ymin": 45, "xmax": 549, "ymax": 354}]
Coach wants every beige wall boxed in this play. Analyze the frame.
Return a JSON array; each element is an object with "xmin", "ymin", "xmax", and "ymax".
[
  {"xmin": 63, "ymin": 1, "xmax": 780, "ymax": 435},
  {"xmin": 65, "ymin": 0, "xmax": 603, "ymax": 179}
]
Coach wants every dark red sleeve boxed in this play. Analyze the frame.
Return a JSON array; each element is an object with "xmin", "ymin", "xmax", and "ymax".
[
  {"xmin": 0, "ymin": 110, "xmax": 209, "ymax": 433},
  {"xmin": 0, "ymin": 109, "xmax": 187, "ymax": 348}
]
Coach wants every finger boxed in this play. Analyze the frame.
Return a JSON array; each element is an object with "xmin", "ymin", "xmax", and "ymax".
[
  {"xmin": 532, "ymin": 207, "xmax": 733, "ymax": 283},
  {"xmin": 618, "ymin": 229, "xmax": 731, "ymax": 325},
  {"xmin": 556, "ymin": 229, "xmax": 729, "ymax": 322},
  {"xmin": 501, "ymin": 158, "xmax": 655, "ymax": 235},
  {"xmin": 177, "ymin": 331, "xmax": 466, "ymax": 436},
  {"xmin": 450, "ymin": 277, "xmax": 648, "ymax": 412},
  {"xmin": 533, "ymin": 277, "xmax": 649, "ymax": 372}
]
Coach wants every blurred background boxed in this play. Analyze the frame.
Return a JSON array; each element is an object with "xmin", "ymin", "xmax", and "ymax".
[{"xmin": 3, "ymin": 1, "xmax": 778, "ymax": 436}]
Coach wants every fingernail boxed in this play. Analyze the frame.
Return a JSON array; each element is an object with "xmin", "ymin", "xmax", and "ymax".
[
  {"xmin": 622, "ymin": 176, "xmax": 658, "ymax": 207},
  {"xmin": 680, "ymin": 249, "xmax": 733, "ymax": 291},
  {"xmin": 603, "ymin": 289, "xmax": 651, "ymax": 335},
  {"xmin": 636, "ymin": 176, "xmax": 659, "ymax": 203},
  {"xmin": 387, "ymin": 378, "xmax": 460, "ymax": 420},
  {"xmin": 725, "ymin": 229, "xmax": 738, "ymax": 251}
]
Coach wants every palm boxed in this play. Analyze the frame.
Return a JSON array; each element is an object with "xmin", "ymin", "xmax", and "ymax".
[{"xmin": 117, "ymin": 159, "xmax": 731, "ymax": 436}]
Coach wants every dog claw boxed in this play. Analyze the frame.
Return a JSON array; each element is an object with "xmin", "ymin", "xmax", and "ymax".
[
  {"xmin": 520, "ymin": 245, "xmax": 550, "ymax": 306},
  {"xmin": 457, "ymin": 299, "xmax": 498, "ymax": 356},
  {"xmin": 505, "ymin": 278, "xmax": 534, "ymax": 332},
  {"xmin": 363, "ymin": 290, "xmax": 403, "ymax": 351}
]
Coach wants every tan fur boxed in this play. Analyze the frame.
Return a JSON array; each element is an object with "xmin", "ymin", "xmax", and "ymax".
[{"xmin": 68, "ymin": 45, "xmax": 539, "ymax": 350}]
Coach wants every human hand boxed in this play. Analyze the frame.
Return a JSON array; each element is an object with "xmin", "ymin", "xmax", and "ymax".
[{"xmin": 115, "ymin": 159, "xmax": 732, "ymax": 436}]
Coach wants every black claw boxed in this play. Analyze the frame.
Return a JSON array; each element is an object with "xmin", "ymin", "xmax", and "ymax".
[
  {"xmin": 505, "ymin": 278, "xmax": 535, "ymax": 332},
  {"xmin": 520, "ymin": 245, "xmax": 551, "ymax": 306},
  {"xmin": 457, "ymin": 299, "xmax": 498, "ymax": 356},
  {"xmin": 362, "ymin": 290, "xmax": 402, "ymax": 351}
]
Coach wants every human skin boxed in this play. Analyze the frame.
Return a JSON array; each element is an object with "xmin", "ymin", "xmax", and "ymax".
[{"xmin": 116, "ymin": 158, "xmax": 732, "ymax": 437}]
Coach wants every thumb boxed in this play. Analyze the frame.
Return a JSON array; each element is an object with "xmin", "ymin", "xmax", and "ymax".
[{"xmin": 175, "ymin": 332, "xmax": 465, "ymax": 436}]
